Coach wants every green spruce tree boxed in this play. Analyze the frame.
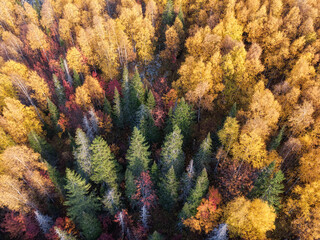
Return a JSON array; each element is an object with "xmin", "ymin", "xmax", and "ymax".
[
  {"xmin": 161, "ymin": 125, "xmax": 184, "ymax": 176},
  {"xmin": 130, "ymin": 68, "xmax": 145, "ymax": 118},
  {"xmin": 269, "ymin": 126, "xmax": 285, "ymax": 151},
  {"xmin": 146, "ymin": 89, "xmax": 156, "ymax": 110},
  {"xmin": 162, "ymin": 0, "xmax": 174, "ymax": 27},
  {"xmin": 103, "ymin": 97, "xmax": 112, "ymax": 115},
  {"xmin": 126, "ymin": 127, "xmax": 151, "ymax": 177},
  {"xmin": 113, "ymin": 88, "xmax": 123, "ymax": 128},
  {"xmin": 136, "ymin": 104, "xmax": 159, "ymax": 144},
  {"xmin": 28, "ymin": 131, "xmax": 56, "ymax": 163},
  {"xmin": 47, "ymin": 97, "xmax": 59, "ymax": 128},
  {"xmin": 194, "ymin": 133, "xmax": 212, "ymax": 173},
  {"xmin": 121, "ymin": 66, "xmax": 132, "ymax": 125},
  {"xmin": 179, "ymin": 168, "xmax": 209, "ymax": 220},
  {"xmin": 64, "ymin": 169, "xmax": 101, "ymax": 240},
  {"xmin": 73, "ymin": 70, "xmax": 81, "ymax": 88},
  {"xmin": 149, "ymin": 231, "xmax": 164, "ymax": 240},
  {"xmin": 73, "ymin": 128, "xmax": 92, "ymax": 179},
  {"xmin": 159, "ymin": 166, "xmax": 179, "ymax": 211},
  {"xmin": 125, "ymin": 169, "xmax": 137, "ymax": 207},
  {"xmin": 90, "ymin": 136, "xmax": 120, "ymax": 190},
  {"xmin": 166, "ymin": 98, "xmax": 195, "ymax": 143},
  {"xmin": 248, "ymin": 161, "xmax": 285, "ymax": 210},
  {"xmin": 53, "ymin": 74, "xmax": 65, "ymax": 106},
  {"xmin": 151, "ymin": 161, "xmax": 160, "ymax": 186}
]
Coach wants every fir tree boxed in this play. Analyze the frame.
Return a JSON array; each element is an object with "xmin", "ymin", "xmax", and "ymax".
[
  {"xmin": 166, "ymin": 98, "xmax": 195, "ymax": 143},
  {"xmin": 149, "ymin": 231, "xmax": 164, "ymax": 240},
  {"xmin": 34, "ymin": 210, "xmax": 53, "ymax": 234},
  {"xmin": 121, "ymin": 66, "xmax": 132, "ymax": 125},
  {"xmin": 180, "ymin": 160, "xmax": 196, "ymax": 201},
  {"xmin": 64, "ymin": 169, "xmax": 101, "ymax": 240},
  {"xmin": 126, "ymin": 127, "xmax": 151, "ymax": 177},
  {"xmin": 146, "ymin": 89, "xmax": 156, "ymax": 110},
  {"xmin": 151, "ymin": 161, "xmax": 160, "ymax": 187},
  {"xmin": 229, "ymin": 102, "xmax": 237, "ymax": 118},
  {"xmin": 248, "ymin": 161, "xmax": 285, "ymax": 210},
  {"xmin": 102, "ymin": 188, "xmax": 121, "ymax": 215},
  {"xmin": 136, "ymin": 104, "xmax": 159, "ymax": 144},
  {"xmin": 161, "ymin": 125, "xmax": 185, "ymax": 176},
  {"xmin": 46, "ymin": 162, "xmax": 65, "ymax": 196},
  {"xmin": 73, "ymin": 128, "xmax": 92, "ymax": 179},
  {"xmin": 180, "ymin": 168, "xmax": 209, "ymax": 220},
  {"xmin": 269, "ymin": 126, "xmax": 285, "ymax": 151},
  {"xmin": 53, "ymin": 74, "xmax": 65, "ymax": 107},
  {"xmin": 54, "ymin": 227, "xmax": 77, "ymax": 240},
  {"xmin": 194, "ymin": 133, "xmax": 212, "ymax": 173},
  {"xmin": 130, "ymin": 68, "xmax": 145, "ymax": 117},
  {"xmin": 103, "ymin": 97, "xmax": 112, "ymax": 115},
  {"xmin": 113, "ymin": 88, "xmax": 123, "ymax": 128},
  {"xmin": 125, "ymin": 169, "xmax": 137, "ymax": 207},
  {"xmin": 90, "ymin": 136, "xmax": 120, "ymax": 190},
  {"xmin": 162, "ymin": 0, "xmax": 174, "ymax": 27},
  {"xmin": 159, "ymin": 166, "xmax": 179, "ymax": 211},
  {"xmin": 47, "ymin": 97, "xmax": 59, "ymax": 127},
  {"xmin": 178, "ymin": 8, "xmax": 185, "ymax": 26},
  {"xmin": 28, "ymin": 131, "xmax": 56, "ymax": 163},
  {"xmin": 73, "ymin": 70, "xmax": 81, "ymax": 88}
]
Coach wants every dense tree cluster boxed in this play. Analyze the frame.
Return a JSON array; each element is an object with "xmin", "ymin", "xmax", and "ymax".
[{"xmin": 1, "ymin": 0, "xmax": 320, "ymax": 239}]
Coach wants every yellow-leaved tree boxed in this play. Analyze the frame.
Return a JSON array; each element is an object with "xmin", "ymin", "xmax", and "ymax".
[
  {"xmin": 224, "ymin": 197, "xmax": 276, "ymax": 240},
  {"xmin": 0, "ymin": 98, "xmax": 43, "ymax": 144}
]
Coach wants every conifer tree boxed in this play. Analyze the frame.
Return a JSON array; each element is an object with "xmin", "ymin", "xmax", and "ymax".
[
  {"xmin": 130, "ymin": 68, "xmax": 145, "ymax": 116},
  {"xmin": 180, "ymin": 168, "xmax": 209, "ymax": 220},
  {"xmin": 269, "ymin": 126, "xmax": 285, "ymax": 151},
  {"xmin": 149, "ymin": 231, "xmax": 164, "ymax": 240},
  {"xmin": 28, "ymin": 131, "xmax": 56, "ymax": 164},
  {"xmin": 194, "ymin": 133, "xmax": 212, "ymax": 173},
  {"xmin": 161, "ymin": 125, "xmax": 184, "ymax": 176},
  {"xmin": 166, "ymin": 98, "xmax": 195, "ymax": 143},
  {"xmin": 151, "ymin": 161, "xmax": 160, "ymax": 186},
  {"xmin": 73, "ymin": 128, "xmax": 92, "ymax": 179},
  {"xmin": 162, "ymin": 0, "xmax": 174, "ymax": 27},
  {"xmin": 73, "ymin": 70, "xmax": 81, "ymax": 89},
  {"xmin": 181, "ymin": 160, "xmax": 196, "ymax": 201},
  {"xmin": 47, "ymin": 97, "xmax": 59, "ymax": 128},
  {"xmin": 121, "ymin": 66, "xmax": 132, "ymax": 125},
  {"xmin": 126, "ymin": 127, "xmax": 151, "ymax": 177},
  {"xmin": 125, "ymin": 169, "xmax": 137, "ymax": 206},
  {"xmin": 249, "ymin": 162, "xmax": 285, "ymax": 210},
  {"xmin": 159, "ymin": 166, "xmax": 179, "ymax": 211},
  {"xmin": 136, "ymin": 104, "xmax": 159, "ymax": 144},
  {"xmin": 54, "ymin": 227, "xmax": 77, "ymax": 240},
  {"xmin": 113, "ymin": 88, "xmax": 123, "ymax": 127},
  {"xmin": 103, "ymin": 97, "xmax": 112, "ymax": 115},
  {"xmin": 53, "ymin": 74, "xmax": 65, "ymax": 106},
  {"xmin": 146, "ymin": 89, "xmax": 156, "ymax": 110},
  {"xmin": 102, "ymin": 188, "xmax": 121, "ymax": 215},
  {"xmin": 178, "ymin": 8, "xmax": 185, "ymax": 26},
  {"xmin": 64, "ymin": 169, "xmax": 101, "ymax": 240},
  {"xmin": 90, "ymin": 136, "xmax": 120, "ymax": 190}
]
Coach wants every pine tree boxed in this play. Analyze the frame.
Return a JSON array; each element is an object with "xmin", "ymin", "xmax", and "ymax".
[
  {"xmin": 113, "ymin": 88, "xmax": 123, "ymax": 127},
  {"xmin": 146, "ymin": 89, "xmax": 156, "ymax": 110},
  {"xmin": 136, "ymin": 104, "xmax": 159, "ymax": 144},
  {"xmin": 151, "ymin": 161, "xmax": 160, "ymax": 186},
  {"xmin": 207, "ymin": 224, "xmax": 228, "ymax": 240},
  {"xmin": 269, "ymin": 126, "xmax": 285, "ymax": 151},
  {"xmin": 181, "ymin": 160, "xmax": 196, "ymax": 201},
  {"xmin": 248, "ymin": 161, "xmax": 285, "ymax": 210},
  {"xmin": 130, "ymin": 68, "xmax": 145, "ymax": 117},
  {"xmin": 47, "ymin": 97, "xmax": 59, "ymax": 128},
  {"xmin": 64, "ymin": 169, "xmax": 101, "ymax": 240},
  {"xmin": 161, "ymin": 125, "xmax": 185, "ymax": 176},
  {"xmin": 125, "ymin": 169, "xmax": 137, "ymax": 207},
  {"xmin": 126, "ymin": 127, "xmax": 151, "ymax": 177},
  {"xmin": 166, "ymin": 98, "xmax": 195, "ymax": 143},
  {"xmin": 102, "ymin": 188, "xmax": 121, "ymax": 215},
  {"xmin": 229, "ymin": 103, "xmax": 237, "ymax": 118},
  {"xmin": 73, "ymin": 70, "xmax": 81, "ymax": 88},
  {"xmin": 149, "ymin": 231, "xmax": 164, "ymax": 240},
  {"xmin": 52, "ymin": 74, "xmax": 65, "ymax": 106},
  {"xmin": 194, "ymin": 133, "xmax": 212, "ymax": 173},
  {"xmin": 34, "ymin": 210, "xmax": 53, "ymax": 234},
  {"xmin": 159, "ymin": 166, "xmax": 179, "ymax": 211},
  {"xmin": 180, "ymin": 168, "xmax": 209, "ymax": 220},
  {"xmin": 103, "ymin": 97, "xmax": 112, "ymax": 115},
  {"xmin": 73, "ymin": 128, "xmax": 92, "ymax": 179},
  {"xmin": 178, "ymin": 8, "xmax": 185, "ymax": 26},
  {"xmin": 162, "ymin": 0, "xmax": 174, "ymax": 27},
  {"xmin": 90, "ymin": 136, "xmax": 120, "ymax": 190},
  {"xmin": 28, "ymin": 131, "xmax": 56, "ymax": 164},
  {"xmin": 121, "ymin": 66, "xmax": 132, "ymax": 125}
]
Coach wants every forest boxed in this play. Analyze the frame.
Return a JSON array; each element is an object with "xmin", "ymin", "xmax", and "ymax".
[{"xmin": 0, "ymin": 0, "xmax": 320, "ymax": 239}]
